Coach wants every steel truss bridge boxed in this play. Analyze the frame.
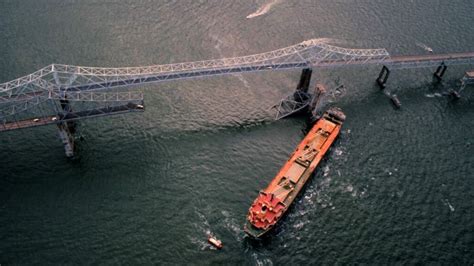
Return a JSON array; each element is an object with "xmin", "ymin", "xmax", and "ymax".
[{"xmin": 1, "ymin": 39, "xmax": 473, "ymax": 156}]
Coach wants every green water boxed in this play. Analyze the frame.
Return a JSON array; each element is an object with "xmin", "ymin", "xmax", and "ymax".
[{"xmin": 1, "ymin": 1, "xmax": 473, "ymax": 264}]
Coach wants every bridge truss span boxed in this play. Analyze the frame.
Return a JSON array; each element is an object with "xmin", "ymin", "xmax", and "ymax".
[
  {"xmin": 1, "ymin": 40, "xmax": 390, "ymax": 97},
  {"xmin": 48, "ymin": 41, "xmax": 390, "ymax": 91},
  {"xmin": 0, "ymin": 39, "xmax": 390, "ymax": 133},
  {"xmin": 1, "ymin": 38, "xmax": 473, "ymax": 157},
  {"xmin": 50, "ymin": 41, "xmax": 389, "ymax": 77}
]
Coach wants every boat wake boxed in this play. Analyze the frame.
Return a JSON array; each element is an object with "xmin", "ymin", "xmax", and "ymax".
[
  {"xmin": 189, "ymin": 235, "xmax": 212, "ymax": 250},
  {"xmin": 425, "ymin": 93, "xmax": 443, "ymax": 98},
  {"xmin": 222, "ymin": 210, "xmax": 245, "ymax": 241},
  {"xmin": 210, "ymin": 33, "xmax": 250, "ymax": 88},
  {"xmin": 442, "ymin": 199, "xmax": 455, "ymax": 212},
  {"xmin": 416, "ymin": 42, "xmax": 434, "ymax": 53},
  {"xmin": 250, "ymin": 252, "xmax": 273, "ymax": 266},
  {"xmin": 189, "ymin": 209, "xmax": 217, "ymax": 250},
  {"xmin": 246, "ymin": 0, "xmax": 282, "ymax": 19}
]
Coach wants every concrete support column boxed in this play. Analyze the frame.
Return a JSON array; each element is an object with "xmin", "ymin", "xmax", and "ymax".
[
  {"xmin": 57, "ymin": 97, "xmax": 76, "ymax": 158},
  {"xmin": 377, "ymin": 65, "xmax": 390, "ymax": 89},
  {"xmin": 57, "ymin": 122, "xmax": 75, "ymax": 158},
  {"xmin": 434, "ymin": 62, "xmax": 447, "ymax": 81}
]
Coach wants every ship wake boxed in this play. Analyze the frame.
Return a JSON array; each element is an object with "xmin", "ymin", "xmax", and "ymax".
[{"xmin": 246, "ymin": 0, "xmax": 282, "ymax": 19}]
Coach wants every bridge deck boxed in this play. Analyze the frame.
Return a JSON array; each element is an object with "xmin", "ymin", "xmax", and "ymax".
[
  {"xmin": 0, "ymin": 103, "xmax": 144, "ymax": 132},
  {"xmin": 391, "ymin": 52, "xmax": 474, "ymax": 63},
  {"xmin": 60, "ymin": 52, "xmax": 474, "ymax": 92},
  {"xmin": 386, "ymin": 52, "xmax": 474, "ymax": 69},
  {"xmin": 1, "ymin": 116, "xmax": 57, "ymax": 131}
]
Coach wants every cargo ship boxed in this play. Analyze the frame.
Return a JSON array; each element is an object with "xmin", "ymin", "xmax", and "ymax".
[{"xmin": 244, "ymin": 107, "xmax": 346, "ymax": 238}]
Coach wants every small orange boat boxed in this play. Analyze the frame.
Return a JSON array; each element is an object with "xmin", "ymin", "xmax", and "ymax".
[
  {"xmin": 244, "ymin": 107, "xmax": 345, "ymax": 238},
  {"xmin": 207, "ymin": 235, "xmax": 223, "ymax": 249}
]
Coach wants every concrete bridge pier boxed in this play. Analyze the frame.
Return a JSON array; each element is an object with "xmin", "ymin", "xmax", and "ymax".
[
  {"xmin": 57, "ymin": 98, "xmax": 76, "ymax": 158},
  {"xmin": 309, "ymin": 84, "xmax": 326, "ymax": 117},
  {"xmin": 434, "ymin": 62, "xmax": 447, "ymax": 81},
  {"xmin": 296, "ymin": 68, "xmax": 312, "ymax": 93},
  {"xmin": 377, "ymin": 65, "xmax": 391, "ymax": 89},
  {"xmin": 57, "ymin": 122, "xmax": 75, "ymax": 158},
  {"xmin": 293, "ymin": 68, "xmax": 313, "ymax": 103}
]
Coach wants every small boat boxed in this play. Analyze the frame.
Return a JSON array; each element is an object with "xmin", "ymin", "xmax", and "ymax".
[{"xmin": 207, "ymin": 236, "xmax": 223, "ymax": 249}]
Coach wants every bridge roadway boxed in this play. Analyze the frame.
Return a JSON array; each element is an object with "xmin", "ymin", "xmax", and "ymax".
[
  {"xmin": 2, "ymin": 51, "xmax": 473, "ymax": 132},
  {"xmin": 389, "ymin": 52, "xmax": 474, "ymax": 68},
  {"xmin": 1, "ymin": 102, "xmax": 144, "ymax": 131},
  {"xmin": 2, "ymin": 52, "xmax": 474, "ymax": 103},
  {"xmin": 65, "ymin": 51, "xmax": 474, "ymax": 92}
]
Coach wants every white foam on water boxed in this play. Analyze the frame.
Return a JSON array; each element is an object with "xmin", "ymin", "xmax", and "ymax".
[
  {"xmin": 210, "ymin": 34, "xmax": 250, "ymax": 88},
  {"xmin": 188, "ymin": 236, "xmax": 214, "ymax": 250},
  {"xmin": 221, "ymin": 210, "xmax": 230, "ymax": 217},
  {"xmin": 442, "ymin": 199, "xmax": 455, "ymax": 212},
  {"xmin": 280, "ymin": 161, "xmax": 338, "ymax": 233},
  {"xmin": 293, "ymin": 220, "xmax": 310, "ymax": 229},
  {"xmin": 221, "ymin": 210, "xmax": 245, "ymax": 241},
  {"xmin": 246, "ymin": 0, "xmax": 282, "ymax": 19},
  {"xmin": 425, "ymin": 93, "xmax": 444, "ymax": 98},
  {"xmin": 312, "ymin": 38, "xmax": 342, "ymax": 45},
  {"xmin": 345, "ymin": 184, "xmax": 354, "ymax": 193},
  {"xmin": 334, "ymin": 148, "xmax": 344, "ymax": 157},
  {"xmin": 251, "ymin": 252, "xmax": 274, "ymax": 266},
  {"xmin": 195, "ymin": 208, "xmax": 211, "ymax": 229},
  {"xmin": 189, "ymin": 208, "xmax": 217, "ymax": 250},
  {"xmin": 323, "ymin": 165, "xmax": 330, "ymax": 177}
]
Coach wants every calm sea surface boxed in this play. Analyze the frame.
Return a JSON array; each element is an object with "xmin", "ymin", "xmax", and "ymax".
[{"xmin": 1, "ymin": 0, "xmax": 473, "ymax": 264}]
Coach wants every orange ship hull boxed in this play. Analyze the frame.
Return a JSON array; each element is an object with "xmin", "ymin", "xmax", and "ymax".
[{"xmin": 244, "ymin": 107, "xmax": 345, "ymax": 238}]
